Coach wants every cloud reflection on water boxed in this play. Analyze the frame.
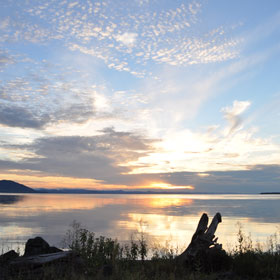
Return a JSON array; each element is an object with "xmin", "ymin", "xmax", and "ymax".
[{"xmin": 0, "ymin": 193, "xmax": 279, "ymax": 252}]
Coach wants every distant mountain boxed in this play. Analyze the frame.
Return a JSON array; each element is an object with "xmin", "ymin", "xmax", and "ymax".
[{"xmin": 0, "ymin": 180, "xmax": 37, "ymax": 193}]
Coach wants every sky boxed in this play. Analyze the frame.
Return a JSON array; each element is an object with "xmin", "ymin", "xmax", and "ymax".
[{"xmin": 0, "ymin": 0, "xmax": 280, "ymax": 193}]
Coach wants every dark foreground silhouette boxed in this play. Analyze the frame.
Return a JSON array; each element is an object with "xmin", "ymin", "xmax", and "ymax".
[{"xmin": 1, "ymin": 213, "xmax": 279, "ymax": 280}]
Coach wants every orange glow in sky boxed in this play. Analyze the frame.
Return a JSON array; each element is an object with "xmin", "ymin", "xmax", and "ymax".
[
  {"xmin": 149, "ymin": 183, "xmax": 195, "ymax": 190},
  {"xmin": 0, "ymin": 172, "xmax": 195, "ymax": 191},
  {"xmin": 0, "ymin": 172, "xmax": 123, "ymax": 190}
]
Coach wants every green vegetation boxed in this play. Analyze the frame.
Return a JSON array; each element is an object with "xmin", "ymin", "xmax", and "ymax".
[
  {"xmin": 60, "ymin": 221, "xmax": 280, "ymax": 279},
  {"xmin": 3, "ymin": 222, "xmax": 280, "ymax": 280}
]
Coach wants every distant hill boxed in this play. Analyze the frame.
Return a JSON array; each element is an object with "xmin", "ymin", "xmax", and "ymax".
[{"xmin": 0, "ymin": 180, "xmax": 37, "ymax": 193}]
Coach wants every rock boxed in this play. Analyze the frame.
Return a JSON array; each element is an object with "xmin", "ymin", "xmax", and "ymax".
[
  {"xmin": 0, "ymin": 250, "xmax": 19, "ymax": 264},
  {"xmin": 24, "ymin": 236, "xmax": 62, "ymax": 257}
]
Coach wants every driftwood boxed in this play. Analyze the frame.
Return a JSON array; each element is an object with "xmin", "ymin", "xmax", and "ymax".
[
  {"xmin": 177, "ymin": 212, "xmax": 223, "ymax": 264},
  {"xmin": 0, "ymin": 239, "xmax": 84, "ymax": 280},
  {"xmin": 10, "ymin": 251, "xmax": 74, "ymax": 266},
  {"xmin": 2, "ymin": 251, "xmax": 84, "ymax": 280}
]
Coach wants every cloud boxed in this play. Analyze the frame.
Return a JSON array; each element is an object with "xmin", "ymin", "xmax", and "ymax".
[
  {"xmin": 222, "ymin": 100, "xmax": 251, "ymax": 135},
  {"xmin": 0, "ymin": 100, "xmax": 95, "ymax": 129},
  {"xmin": 0, "ymin": 55, "xmax": 12, "ymax": 65},
  {"xmin": 53, "ymin": 103, "xmax": 95, "ymax": 124},
  {"xmin": 126, "ymin": 164, "xmax": 280, "ymax": 193},
  {"xmin": 137, "ymin": 0, "xmax": 149, "ymax": 6},
  {"xmin": 1, "ymin": 0, "xmax": 280, "ymax": 194},
  {"xmin": 188, "ymin": 2, "xmax": 201, "ymax": 15},
  {"xmin": 115, "ymin": 32, "xmax": 138, "ymax": 47},
  {"xmin": 0, "ymin": 52, "xmax": 14, "ymax": 69},
  {"xmin": 0, "ymin": 17, "xmax": 10, "ymax": 30},
  {"xmin": 126, "ymin": 97, "xmax": 280, "ymax": 175},
  {"xmin": 222, "ymin": 100, "xmax": 251, "ymax": 115},
  {"xmin": 0, "ymin": 0, "xmax": 241, "ymax": 77},
  {"xmin": 0, "ymin": 58, "xmax": 106, "ymax": 128},
  {"xmin": 0, "ymin": 128, "xmax": 157, "ymax": 183},
  {"xmin": 120, "ymin": 55, "xmax": 257, "ymax": 136},
  {"xmin": 1, "ymin": 156, "xmax": 279, "ymax": 193},
  {"xmin": 0, "ymin": 104, "xmax": 49, "ymax": 129},
  {"xmin": 1, "ymin": 105, "xmax": 280, "ymax": 191}
]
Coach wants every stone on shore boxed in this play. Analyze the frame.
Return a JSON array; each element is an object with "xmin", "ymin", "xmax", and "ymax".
[{"xmin": 24, "ymin": 236, "xmax": 62, "ymax": 257}]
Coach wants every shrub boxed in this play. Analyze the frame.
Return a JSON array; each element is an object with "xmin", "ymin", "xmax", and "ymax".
[{"xmin": 59, "ymin": 221, "xmax": 280, "ymax": 279}]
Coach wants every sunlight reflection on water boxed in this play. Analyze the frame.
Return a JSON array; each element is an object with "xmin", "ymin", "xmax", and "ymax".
[{"xmin": 0, "ymin": 193, "xmax": 279, "ymax": 254}]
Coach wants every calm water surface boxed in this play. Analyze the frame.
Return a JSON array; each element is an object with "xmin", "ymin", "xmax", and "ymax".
[{"xmin": 0, "ymin": 193, "xmax": 279, "ymax": 253}]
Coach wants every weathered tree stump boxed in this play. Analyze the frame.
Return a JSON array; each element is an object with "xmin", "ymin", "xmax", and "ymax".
[{"xmin": 176, "ymin": 212, "xmax": 229, "ymax": 271}]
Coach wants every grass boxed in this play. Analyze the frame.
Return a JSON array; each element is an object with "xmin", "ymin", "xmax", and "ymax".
[
  {"xmin": 0, "ymin": 239, "xmax": 25, "ymax": 256},
  {"xmin": 2, "ymin": 221, "xmax": 280, "ymax": 279}
]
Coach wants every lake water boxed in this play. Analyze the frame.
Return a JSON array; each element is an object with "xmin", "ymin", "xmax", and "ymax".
[{"xmin": 0, "ymin": 193, "xmax": 279, "ymax": 254}]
